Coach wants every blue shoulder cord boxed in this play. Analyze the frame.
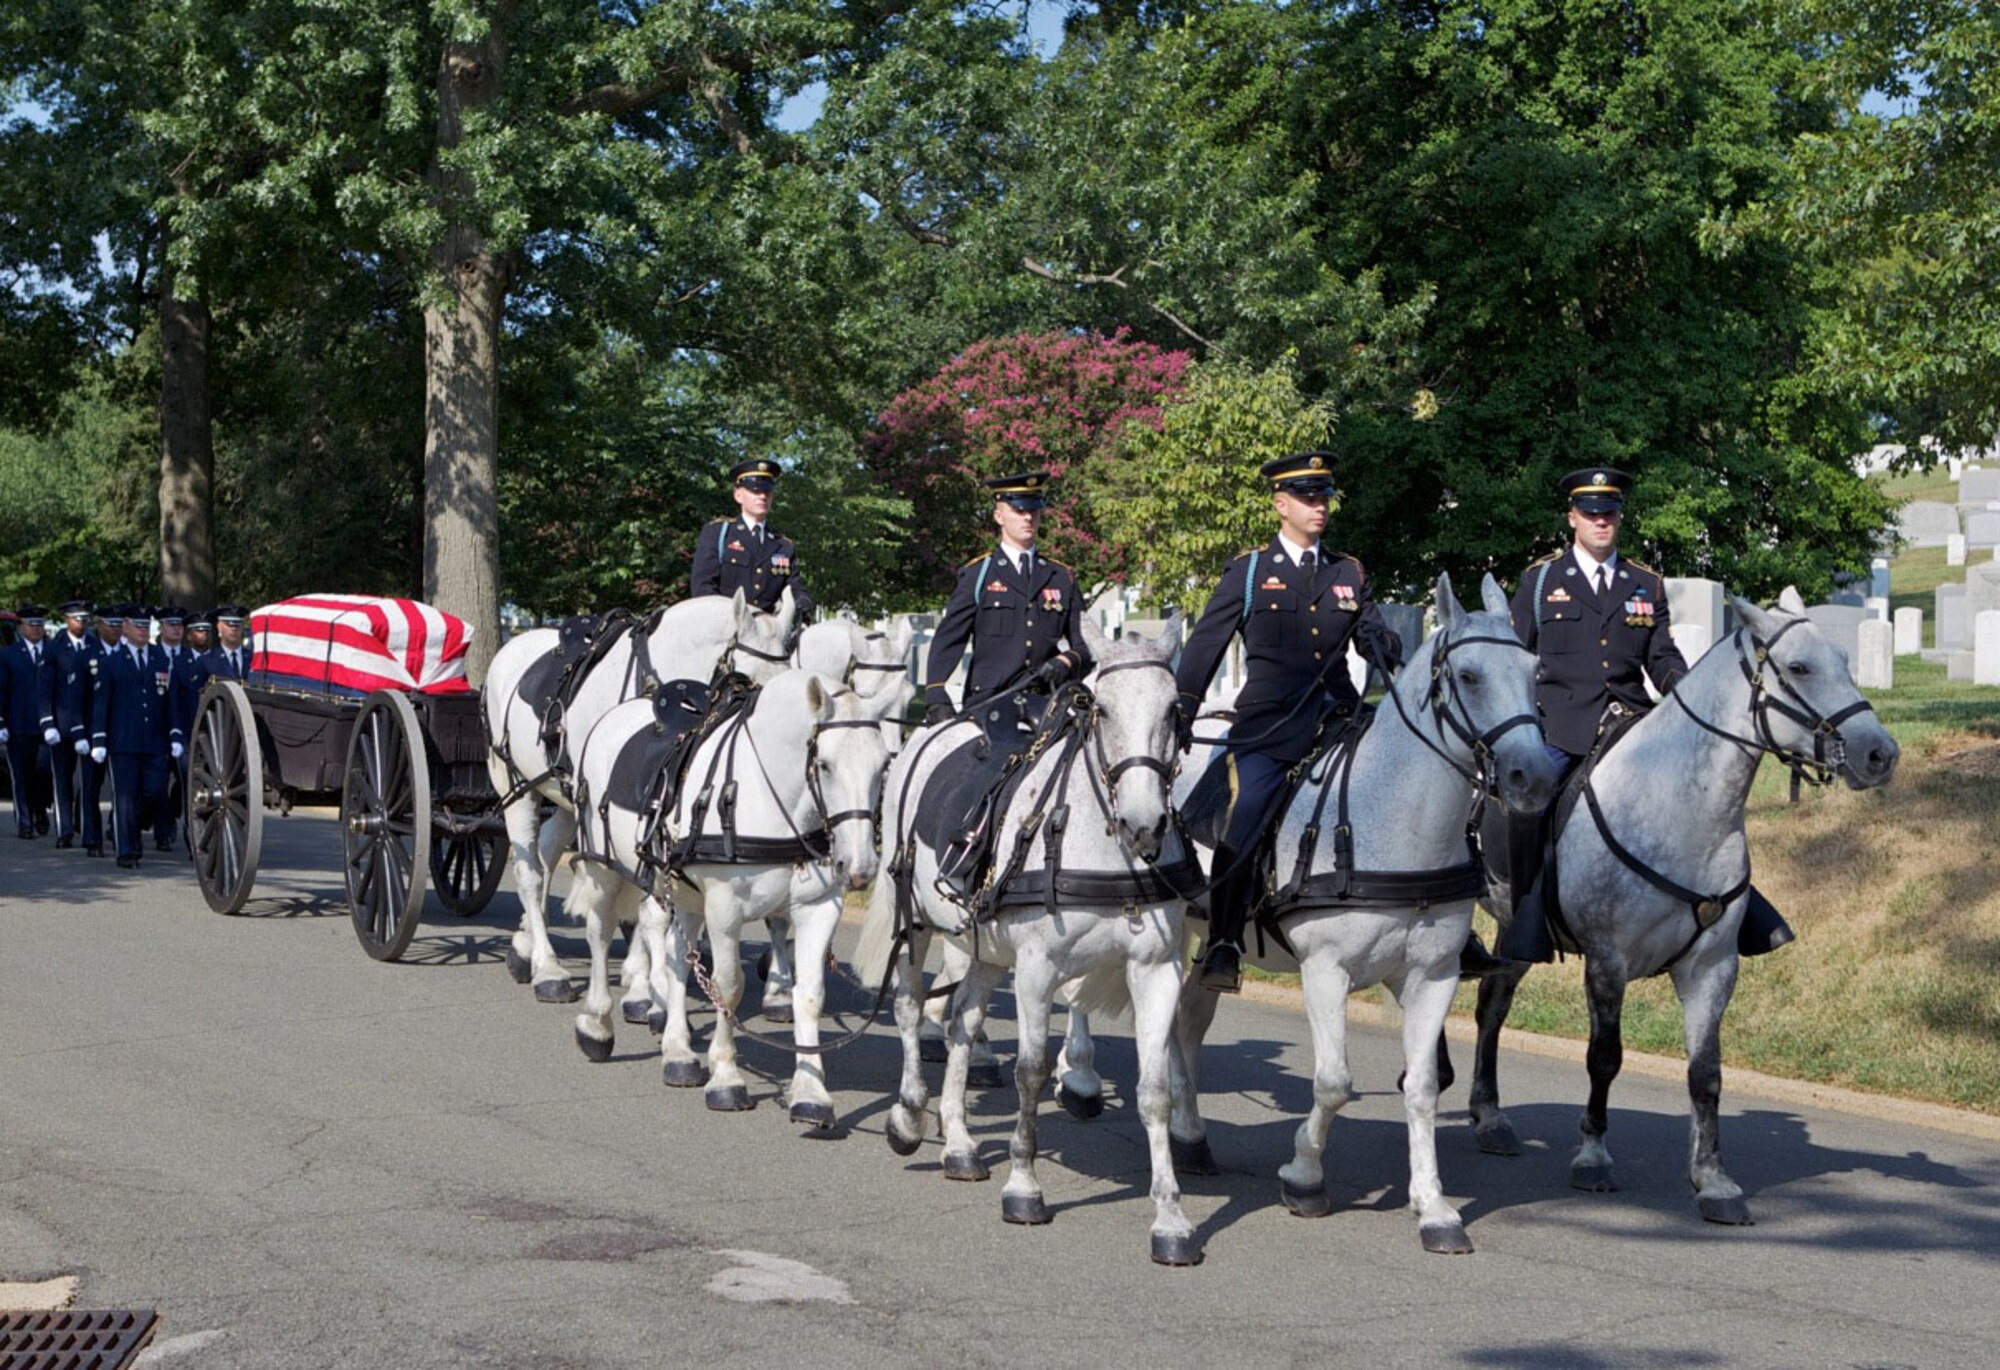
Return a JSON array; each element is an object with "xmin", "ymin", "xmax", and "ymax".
[{"xmin": 1239, "ymin": 549, "xmax": 1259, "ymax": 628}]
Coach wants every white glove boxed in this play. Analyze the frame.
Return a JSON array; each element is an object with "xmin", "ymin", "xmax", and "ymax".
[
  {"xmin": 45, "ymin": 727, "xmax": 61, "ymax": 746},
  {"xmin": 171, "ymin": 742, "xmax": 184, "ymax": 760},
  {"xmin": 74, "ymin": 738, "xmax": 89, "ymax": 755},
  {"xmin": 90, "ymin": 746, "xmax": 106, "ymax": 764},
  {"xmin": 0, "ymin": 727, "xmax": 9, "ymax": 744}
]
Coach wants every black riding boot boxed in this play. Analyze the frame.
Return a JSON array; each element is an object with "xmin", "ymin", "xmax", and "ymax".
[
  {"xmin": 1197, "ymin": 844, "xmax": 1252, "ymax": 993},
  {"xmin": 1458, "ymin": 931, "xmax": 1514, "ymax": 980},
  {"xmin": 1738, "ymin": 885, "xmax": 1795, "ymax": 957},
  {"xmin": 1494, "ymin": 807, "xmax": 1557, "ymax": 964}
]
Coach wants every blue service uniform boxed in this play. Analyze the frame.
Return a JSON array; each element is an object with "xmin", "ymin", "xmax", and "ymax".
[
  {"xmin": 42, "ymin": 630, "xmax": 106, "ymax": 847},
  {"xmin": 201, "ymin": 643, "xmax": 251, "ymax": 683},
  {"xmin": 92, "ymin": 642, "xmax": 179, "ymax": 862},
  {"xmin": 157, "ymin": 643, "xmax": 204, "ymax": 846},
  {"xmin": 689, "ymin": 518, "xmax": 815, "ymax": 619},
  {"xmin": 923, "ymin": 548, "xmax": 1092, "ymax": 712},
  {"xmin": 1508, "ymin": 551, "xmax": 1689, "ymax": 760},
  {"xmin": 2, "ymin": 640, "xmax": 55, "ymax": 834}
]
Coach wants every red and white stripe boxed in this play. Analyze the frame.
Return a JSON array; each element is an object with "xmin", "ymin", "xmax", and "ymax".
[{"xmin": 250, "ymin": 594, "xmax": 474, "ymax": 695}]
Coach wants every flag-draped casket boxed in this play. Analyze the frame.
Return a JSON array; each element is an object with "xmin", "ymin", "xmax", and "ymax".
[{"xmin": 250, "ymin": 595, "xmax": 475, "ymax": 698}]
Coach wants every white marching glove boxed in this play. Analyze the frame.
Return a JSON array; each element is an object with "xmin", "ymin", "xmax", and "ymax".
[
  {"xmin": 90, "ymin": 746, "xmax": 106, "ymax": 764},
  {"xmin": 45, "ymin": 727, "xmax": 61, "ymax": 746},
  {"xmin": 171, "ymin": 741, "xmax": 184, "ymax": 760},
  {"xmin": 74, "ymin": 738, "xmax": 89, "ymax": 755},
  {"xmin": 0, "ymin": 727, "xmax": 9, "ymax": 744}
]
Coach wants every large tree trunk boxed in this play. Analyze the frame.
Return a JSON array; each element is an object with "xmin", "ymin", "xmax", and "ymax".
[
  {"xmin": 422, "ymin": 25, "xmax": 509, "ymax": 684},
  {"xmin": 159, "ymin": 271, "xmax": 216, "ymax": 608}
]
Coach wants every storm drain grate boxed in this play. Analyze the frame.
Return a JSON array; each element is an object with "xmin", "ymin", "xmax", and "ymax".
[{"xmin": 0, "ymin": 1308, "xmax": 159, "ymax": 1369}]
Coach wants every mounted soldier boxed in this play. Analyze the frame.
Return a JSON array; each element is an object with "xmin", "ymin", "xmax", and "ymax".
[
  {"xmin": 1172, "ymin": 451, "xmax": 1417, "ymax": 993},
  {"xmin": 1496, "ymin": 466, "xmax": 1792, "ymax": 962},
  {"xmin": 690, "ymin": 458, "xmax": 816, "ymax": 623}
]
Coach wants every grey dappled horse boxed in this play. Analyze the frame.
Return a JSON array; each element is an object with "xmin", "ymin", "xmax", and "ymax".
[
  {"xmin": 1161, "ymin": 573, "xmax": 1559, "ymax": 1254},
  {"xmin": 1468, "ymin": 587, "xmax": 1899, "ymax": 1225},
  {"xmin": 853, "ymin": 616, "xmax": 1205, "ymax": 1264},
  {"xmin": 566, "ymin": 669, "xmax": 897, "ymax": 1121},
  {"xmin": 484, "ymin": 590, "xmax": 799, "ymax": 1002}
]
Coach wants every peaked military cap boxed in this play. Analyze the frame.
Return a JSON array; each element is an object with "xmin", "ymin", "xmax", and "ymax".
[
  {"xmin": 59, "ymin": 599, "xmax": 94, "ymax": 620},
  {"xmin": 99, "ymin": 604, "xmax": 127, "ymax": 627},
  {"xmin": 16, "ymin": 604, "xmax": 47, "ymax": 625},
  {"xmin": 187, "ymin": 609, "xmax": 216, "ymax": 630},
  {"xmin": 213, "ymin": 604, "xmax": 249, "ymax": 625},
  {"xmin": 730, "ymin": 458, "xmax": 781, "ymax": 492},
  {"xmin": 1560, "ymin": 467, "xmax": 1632, "ymax": 515},
  {"xmin": 156, "ymin": 605, "xmax": 187, "ymax": 626},
  {"xmin": 1260, "ymin": 451, "xmax": 1337, "ymax": 497},
  {"xmin": 985, "ymin": 470, "xmax": 1051, "ymax": 510}
]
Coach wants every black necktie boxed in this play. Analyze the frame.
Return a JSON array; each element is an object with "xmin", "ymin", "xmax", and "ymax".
[
  {"xmin": 1301, "ymin": 549, "xmax": 1316, "ymax": 576},
  {"xmin": 1595, "ymin": 566, "xmax": 1609, "ymax": 598}
]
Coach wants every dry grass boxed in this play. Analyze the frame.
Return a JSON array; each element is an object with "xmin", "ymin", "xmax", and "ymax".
[{"xmin": 1476, "ymin": 687, "xmax": 2000, "ymax": 1114}]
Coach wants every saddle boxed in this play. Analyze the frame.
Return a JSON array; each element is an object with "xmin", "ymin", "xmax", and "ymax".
[
  {"xmin": 518, "ymin": 611, "xmax": 639, "ymax": 768},
  {"xmin": 587, "ymin": 673, "xmax": 760, "ymax": 884},
  {"xmin": 918, "ymin": 690, "xmax": 1056, "ymax": 900}
]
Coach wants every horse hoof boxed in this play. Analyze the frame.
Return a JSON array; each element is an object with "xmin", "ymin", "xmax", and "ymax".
[
  {"xmin": 966, "ymin": 1062, "xmax": 1005, "ymax": 1090},
  {"xmin": 919, "ymin": 1037, "xmax": 948, "ymax": 1064},
  {"xmin": 1280, "ymin": 1178, "xmax": 1332, "ymax": 1219},
  {"xmin": 1170, "ymin": 1136, "xmax": 1220, "ymax": 1176},
  {"xmin": 661, "ymin": 1058, "xmax": 709, "ymax": 1088},
  {"xmin": 1699, "ymin": 1194, "xmax": 1754, "ymax": 1226},
  {"xmin": 762, "ymin": 1002, "xmax": 794, "ymax": 1025},
  {"xmin": 705, "ymin": 1084, "xmax": 755, "ymax": 1113},
  {"xmin": 533, "ymin": 978, "xmax": 578, "ymax": 1005},
  {"xmin": 1571, "ymin": 1164, "xmax": 1617, "ymax": 1192},
  {"xmin": 790, "ymin": 1100, "xmax": 837, "ymax": 1131},
  {"xmin": 504, "ymin": 947, "xmax": 532, "ymax": 984},
  {"xmin": 573, "ymin": 1026, "xmax": 614, "ymax": 1063},
  {"xmin": 885, "ymin": 1118, "xmax": 923, "ymax": 1157},
  {"xmin": 646, "ymin": 1007, "xmax": 666, "ymax": 1036},
  {"xmin": 943, "ymin": 1152, "xmax": 989, "ymax": 1183},
  {"xmin": 1001, "ymin": 1193, "xmax": 1051, "ymax": 1226},
  {"xmin": 621, "ymin": 1000, "xmax": 651, "ymax": 1026},
  {"xmin": 1056, "ymin": 1083, "xmax": 1105, "ymax": 1121},
  {"xmin": 1150, "ymin": 1232, "xmax": 1204, "ymax": 1267},
  {"xmin": 1476, "ymin": 1121, "xmax": 1523, "ymax": 1156},
  {"xmin": 1421, "ymin": 1220, "xmax": 1475, "ymax": 1255}
]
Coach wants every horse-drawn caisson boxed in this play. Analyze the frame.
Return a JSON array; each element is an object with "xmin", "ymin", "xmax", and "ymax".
[{"xmin": 183, "ymin": 594, "xmax": 510, "ymax": 959}]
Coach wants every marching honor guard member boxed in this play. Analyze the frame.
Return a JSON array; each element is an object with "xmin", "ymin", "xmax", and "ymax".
[
  {"xmin": 1496, "ymin": 468, "xmax": 1792, "ymax": 962},
  {"xmin": 205, "ymin": 606, "xmax": 252, "ymax": 681},
  {"xmin": 185, "ymin": 608, "xmax": 216, "ymax": 657},
  {"xmin": 41, "ymin": 599, "xmax": 106, "ymax": 854},
  {"xmin": 921, "ymin": 471, "xmax": 1092, "ymax": 726},
  {"xmin": 155, "ymin": 606, "xmax": 195, "ymax": 851},
  {"xmin": 1172, "ymin": 452, "xmax": 1411, "ymax": 993},
  {"xmin": 92, "ymin": 604, "xmax": 181, "ymax": 868},
  {"xmin": 690, "ymin": 459, "xmax": 816, "ymax": 620},
  {"xmin": 2, "ymin": 605, "xmax": 56, "ymax": 837}
]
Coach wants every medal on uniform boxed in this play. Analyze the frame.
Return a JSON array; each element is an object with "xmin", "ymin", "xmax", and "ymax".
[
  {"xmin": 727, "ymin": 538, "xmax": 746, "ymax": 552},
  {"xmin": 1333, "ymin": 583, "xmax": 1358, "ymax": 611},
  {"xmin": 1548, "ymin": 587, "xmax": 1571, "ymax": 603},
  {"xmin": 1041, "ymin": 587, "xmax": 1062, "ymax": 608},
  {"xmin": 986, "ymin": 578, "xmax": 1009, "ymax": 593},
  {"xmin": 774, "ymin": 554, "xmax": 790, "ymax": 573},
  {"xmin": 1261, "ymin": 575, "xmax": 1285, "ymax": 590}
]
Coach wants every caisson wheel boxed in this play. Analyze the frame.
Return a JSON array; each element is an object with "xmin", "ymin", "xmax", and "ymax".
[
  {"xmin": 430, "ymin": 828, "xmax": 505, "ymax": 916},
  {"xmin": 342, "ymin": 690, "xmax": 432, "ymax": 961},
  {"xmin": 186, "ymin": 680, "xmax": 264, "ymax": 915}
]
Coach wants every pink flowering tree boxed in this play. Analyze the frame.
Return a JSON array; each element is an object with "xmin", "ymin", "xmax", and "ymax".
[{"xmin": 863, "ymin": 330, "xmax": 1193, "ymax": 589}]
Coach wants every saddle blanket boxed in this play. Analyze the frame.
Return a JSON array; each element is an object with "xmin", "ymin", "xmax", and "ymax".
[{"xmin": 251, "ymin": 594, "xmax": 473, "ymax": 697}]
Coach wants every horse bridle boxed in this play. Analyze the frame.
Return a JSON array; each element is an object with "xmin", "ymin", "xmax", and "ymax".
[
  {"xmin": 843, "ymin": 631, "xmax": 909, "ymax": 689},
  {"xmin": 1673, "ymin": 617, "xmax": 1875, "ymax": 793},
  {"xmin": 803, "ymin": 714, "xmax": 886, "ymax": 838},
  {"xmin": 1385, "ymin": 624, "xmax": 1539, "ymax": 798},
  {"xmin": 1075, "ymin": 657, "xmax": 1189, "ymax": 869}
]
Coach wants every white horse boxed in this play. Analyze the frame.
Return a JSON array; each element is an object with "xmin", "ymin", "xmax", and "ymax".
[
  {"xmin": 1466, "ymin": 587, "xmax": 1899, "ymax": 1224},
  {"xmin": 854, "ymin": 616, "xmax": 1205, "ymax": 1265},
  {"xmin": 567, "ymin": 669, "xmax": 897, "ymax": 1122},
  {"xmin": 484, "ymin": 590, "xmax": 799, "ymax": 1002},
  {"xmin": 1164, "ymin": 573, "xmax": 1560, "ymax": 1254}
]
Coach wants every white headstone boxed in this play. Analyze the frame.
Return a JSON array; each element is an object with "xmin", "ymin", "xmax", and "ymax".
[
  {"xmin": 1967, "ymin": 562, "xmax": 2000, "ymax": 621},
  {"xmin": 1966, "ymin": 511, "xmax": 2000, "ymax": 548},
  {"xmin": 1897, "ymin": 500, "xmax": 1961, "ymax": 547},
  {"xmin": 1893, "ymin": 606, "xmax": 1923, "ymax": 656},
  {"xmin": 1947, "ymin": 651, "xmax": 1976, "ymax": 682},
  {"xmin": 1949, "ymin": 454, "xmax": 1965, "ymax": 481},
  {"xmin": 1978, "ymin": 611, "xmax": 2000, "ymax": 686},
  {"xmin": 1948, "ymin": 534, "xmax": 1967, "ymax": 566},
  {"xmin": 1804, "ymin": 604, "xmax": 1867, "ymax": 669},
  {"xmin": 1938, "ymin": 583, "xmax": 1969, "ymax": 650},
  {"xmin": 1960, "ymin": 468, "xmax": 2000, "ymax": 503},
  {"xmin": 1855, "ymin": 619, "xmax": 1894, "ymax": 689},
  {"xmin": 1665, "ymin": 577, "xmax": 1725, "ymax": 645},
  {"xmin": 1667, "ymin": 621, "xmax": 1711, "ymax": 666},
  {"xmin": 1869, "ymin": 556, "xmax": 1891, "ymax": 599},
  {"xmin": 1864, "ymin": 595, "xmax": 1889, "ymax": 621}
]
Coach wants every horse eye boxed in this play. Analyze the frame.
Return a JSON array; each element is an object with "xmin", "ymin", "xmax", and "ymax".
[
  {"xmin": 1787, "ymin": 661, "xmax": 1809, "ymax": 677},
  {"xmin": 1457, "ymin": 670, "xmax": 1480, "ymax": 687}
]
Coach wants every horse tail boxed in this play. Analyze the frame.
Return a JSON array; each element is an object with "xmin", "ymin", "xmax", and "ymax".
[
  {"xmin": 852, "ymin": 859, "xmax": 900, "ymax": 994},
  {"xmin": 1066, "ymin": 960, "xmax": 1135, "ymax": 1031}
]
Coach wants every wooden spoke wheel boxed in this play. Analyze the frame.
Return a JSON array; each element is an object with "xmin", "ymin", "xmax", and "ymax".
[
  {"xmin": 430, "ymin": 828, "xmax": 505, "ymax": 916},
  {"xmin": 186, "ymin": 680, "xmax": 265, "ymax": 915},
  {"xmin": 342, "ymin": 690, "xmax": 432, "ymax": 961}
]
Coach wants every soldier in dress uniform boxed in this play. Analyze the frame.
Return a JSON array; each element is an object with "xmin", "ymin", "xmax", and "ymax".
[
  {"xmin": 1496, "ymin": 467, "xmax": 1791, "ymax": 961},
  {"xmin": 41, "ymin": 599, "xmax": 107, "ymax": 854},
  {"xmin": 921, "ymin": 471, "xmax": 1092, "ymax": 725},
  {"xmin": 185, "ymin": 608, "xmax": 216, "ymax": 657},
  {"xmin": 154, "ymin": 606, "xmax": 194, "ymax": 851},
  {"xmin": 94, "ymin": 603, "xmax": 126, "ymax": 651},
  {"xmin": 2, "ymin": 605, "xmax": 56, "ymax": 837},
  {"xmin": 689, "ymin": 459, "xmax": 816, "ymax": 621},
  {"xmin": 1172, "ymin": 452, "xmax": 1413, "ymax": 992},
  {"xmin": 93, "ymin": 604, "xmax": 181, "ymax": 868},
  {"xmin": 206, "ymin": 606, "xmax": 252, "ymax": 681}
]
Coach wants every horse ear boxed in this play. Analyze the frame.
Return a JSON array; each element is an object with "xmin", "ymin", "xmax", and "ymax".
[
  {"xmin": 1434, "ymin": 572, "xmax": 1463, "ymax": 631},
  {"xmin": 804, "ymin": 674, "xmax": 832, "ymax": 719},
  {"xmin": 889, "ymin": 617, "xmax": 913, "ymax": 656},
  {"xmin": 771, "ymin": 585, "xmax": 798, "ymax": 638},
  {"xmin": 1155, "ymin": 609, "xmax": 1185, "ymax": 664},
  {"xmin": 1731, "ymin": 593, "xmax": 1776, "ymax": 640},
  {"xmin": 1479, "ymin": 572, "xmax": 1510, "ymax": 618},
  {"xmin": 1079, "ymin": 613, "xmax": 1113, "ymax": 662},
  {"xmin": 730, "ymin": 588, "xmax": 750, "ymax": 634},
  {"xmin": 1777, "ymin": 585, "xmax": 1807, "ymax": 616}
]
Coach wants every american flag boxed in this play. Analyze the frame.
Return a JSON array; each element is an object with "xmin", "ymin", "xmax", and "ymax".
[{"xmin": 250, "ymin": 594, "xmax": 475, "ymax": 697}]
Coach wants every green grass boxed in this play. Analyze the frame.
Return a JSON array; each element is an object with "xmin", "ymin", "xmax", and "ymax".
[{"xmin": 1876, "ymin": 465, "xmax": 1964, "ymax": 505}]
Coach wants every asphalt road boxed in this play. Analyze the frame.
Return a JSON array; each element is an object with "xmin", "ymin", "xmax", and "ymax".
[{"xmin": 3, "ymin": 809, "xmax": 1997, "ymax": 1368}]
